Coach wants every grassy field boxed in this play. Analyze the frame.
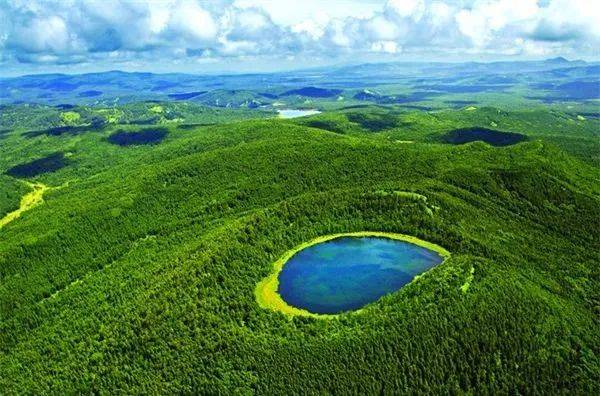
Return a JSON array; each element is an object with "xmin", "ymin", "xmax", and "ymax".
[{"xmin": 0, "ymin": 102, "xmax": 598, "ymax": 393}]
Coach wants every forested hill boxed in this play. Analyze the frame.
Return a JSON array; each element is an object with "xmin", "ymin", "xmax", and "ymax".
[{"xmin": 0, "ymin": 103, "xmax": 598, "ymax": 393}]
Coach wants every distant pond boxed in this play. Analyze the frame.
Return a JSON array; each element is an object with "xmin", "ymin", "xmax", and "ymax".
[
  {"xmin": 278, "ymin": 109, "xmax": 321, "ymax": 119},
  {"xmin": 277, "ymin": 236, "xmax": 445, "ymax": 314}
]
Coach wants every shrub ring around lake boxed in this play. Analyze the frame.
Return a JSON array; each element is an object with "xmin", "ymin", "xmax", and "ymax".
[{"xmin": 255, "ymin": 231, "xmax": 451, "ymax": 319}]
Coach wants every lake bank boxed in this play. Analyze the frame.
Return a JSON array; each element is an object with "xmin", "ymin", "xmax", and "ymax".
[{"xmin": 255, "ymin": 231, "xmax": 450, "ymax": 318}]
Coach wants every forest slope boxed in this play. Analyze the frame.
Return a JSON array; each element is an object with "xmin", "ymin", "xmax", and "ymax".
[{"xmin": 0, "ymin": 113, "xmax": 598, "ymax": 394}]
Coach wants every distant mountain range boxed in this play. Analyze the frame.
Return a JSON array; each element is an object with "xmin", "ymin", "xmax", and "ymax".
[{"xmin": 1, "ymin": 58, "xmax": 598, "ymax": 107}]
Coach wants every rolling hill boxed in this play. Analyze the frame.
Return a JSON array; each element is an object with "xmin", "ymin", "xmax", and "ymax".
[{"xmin": 0, "ymin": 102, "xmax": 598, "ymax": 393}]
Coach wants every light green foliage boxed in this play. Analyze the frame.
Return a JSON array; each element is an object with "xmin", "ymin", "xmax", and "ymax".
[
  {"xmin": 461, "ymin": 266, "xmax": 475, "ymax": 293},
  {"xmin": 60, "ymin": 111, "xmax": 81, "ymax": 124}
]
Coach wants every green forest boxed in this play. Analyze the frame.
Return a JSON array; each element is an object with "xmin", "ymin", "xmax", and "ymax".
[{"xmin": 0, "ymin": 103, "xmax": 598, "ymax": 394}]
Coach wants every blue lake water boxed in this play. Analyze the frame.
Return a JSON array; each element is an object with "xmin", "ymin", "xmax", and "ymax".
[
  {"xmin": 277, "ymin": 109, "xmax": 321, "ymax": 118},
  {"xmin": 277, "ymin": 237, "xmax": 444, "ymax": 314}
]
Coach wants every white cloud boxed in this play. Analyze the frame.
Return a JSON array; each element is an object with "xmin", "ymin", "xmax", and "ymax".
[
  {"xmin": 456, "ymin": 0, "xmax": 540, "ymax": 47},
  {"xmin": 292, "ymin": 17, "xmax": 329, "ymax": 41},
  {"xmin": 371, "ymin": 40, "xmax": 400, "ymax": 53},
  {"xmin": 233, "ymin": 0, "xmax": 378, "ymax": 26},
  {"xmin": 325, "ymin": 19, "xmax": 353, "ymax": 48},
  {"xmin": 223, "ymin": 7, "xmax": 275, "ymax": 41},
  {"xmin": 0, "ymin": 0, "xmax": 598, "ymax": 70},
  {"xmin": 529, "ymin": 0, "xmax": 600, "ymax": 42},
  {"xmin": 365, "ymin": 16, "xmax": 401, "ymax": 41},
  {"xmin": 16, "ymin": 16, "xmax": 73, "ymax": 53},
  {"xmin": 429, "ymin": 2, "xmax": 451, "ymax": 23},
  {"xmin": 166, "ymin": 1, "xmax": 218, "ymax": 42},
  {"xmin": 386, "ymin": 0, "xmax": 426, "ymax": 21}
]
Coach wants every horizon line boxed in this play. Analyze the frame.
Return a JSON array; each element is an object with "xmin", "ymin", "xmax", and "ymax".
[{"xmin": 1, "ymin": 56, "xmax": 597, "ymax": 79}]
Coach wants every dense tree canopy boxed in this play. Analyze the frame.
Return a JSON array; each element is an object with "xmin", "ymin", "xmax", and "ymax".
[{"xmin": 0, "ymin": 105, "xmax": 598, "ymax": 393}]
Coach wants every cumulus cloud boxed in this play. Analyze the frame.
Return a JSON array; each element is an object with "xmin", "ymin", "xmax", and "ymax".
[
  {"xmin": 219, "ymin": 6, "xmax": 294, "ymax": 55},
  {"xmin": 528, "ymin": 0, "xmax": 600, "ymax": 42},
  {"xmin": 0, "ymin": 0, "xmax": 598, "ymax": 70},
  {"xmin": 455, "ymin": 0, "xmax": 540, "ymax": 48},
  {"xmin": 166, "ymin": 1, "xmax": 218, "ymax": 43},
  {"xmin": 386, "ymin": 0, "xmax": 426, "ymax": 21}
]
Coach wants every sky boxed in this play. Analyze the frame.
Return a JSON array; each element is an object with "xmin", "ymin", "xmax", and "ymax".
[{"xmin": 0, "ymin": 0, "xmax": 599, "ymax": 76}]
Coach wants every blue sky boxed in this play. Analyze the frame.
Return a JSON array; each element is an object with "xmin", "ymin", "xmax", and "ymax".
[{"xmin": 1, "ymin": 0, "xmax": 599, "ymax": 76}]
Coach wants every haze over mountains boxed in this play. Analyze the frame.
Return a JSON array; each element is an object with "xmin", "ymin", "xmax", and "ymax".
[{"xmin": 1, "ymin": 58, "xmax": 598, "ymax": 108}]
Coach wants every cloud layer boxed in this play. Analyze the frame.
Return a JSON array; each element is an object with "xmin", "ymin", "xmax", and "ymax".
[{"xmin": 0, "ymin": 0, "xmax": 598, "ymax": 71}]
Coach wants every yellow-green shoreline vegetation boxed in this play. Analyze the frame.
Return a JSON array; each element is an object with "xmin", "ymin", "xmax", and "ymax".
[
  {"xmin": 0, "ymin": 182, "xmax": 49, "ymax": 230},
  {"xmin": 255, "ymin": 231, "xmax": 451, "ymax": 318}
]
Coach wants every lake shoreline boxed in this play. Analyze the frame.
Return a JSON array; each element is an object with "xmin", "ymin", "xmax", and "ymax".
[{"xmin": 255, "ymin": 231, "xmax": 451, "ymax": 319}]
